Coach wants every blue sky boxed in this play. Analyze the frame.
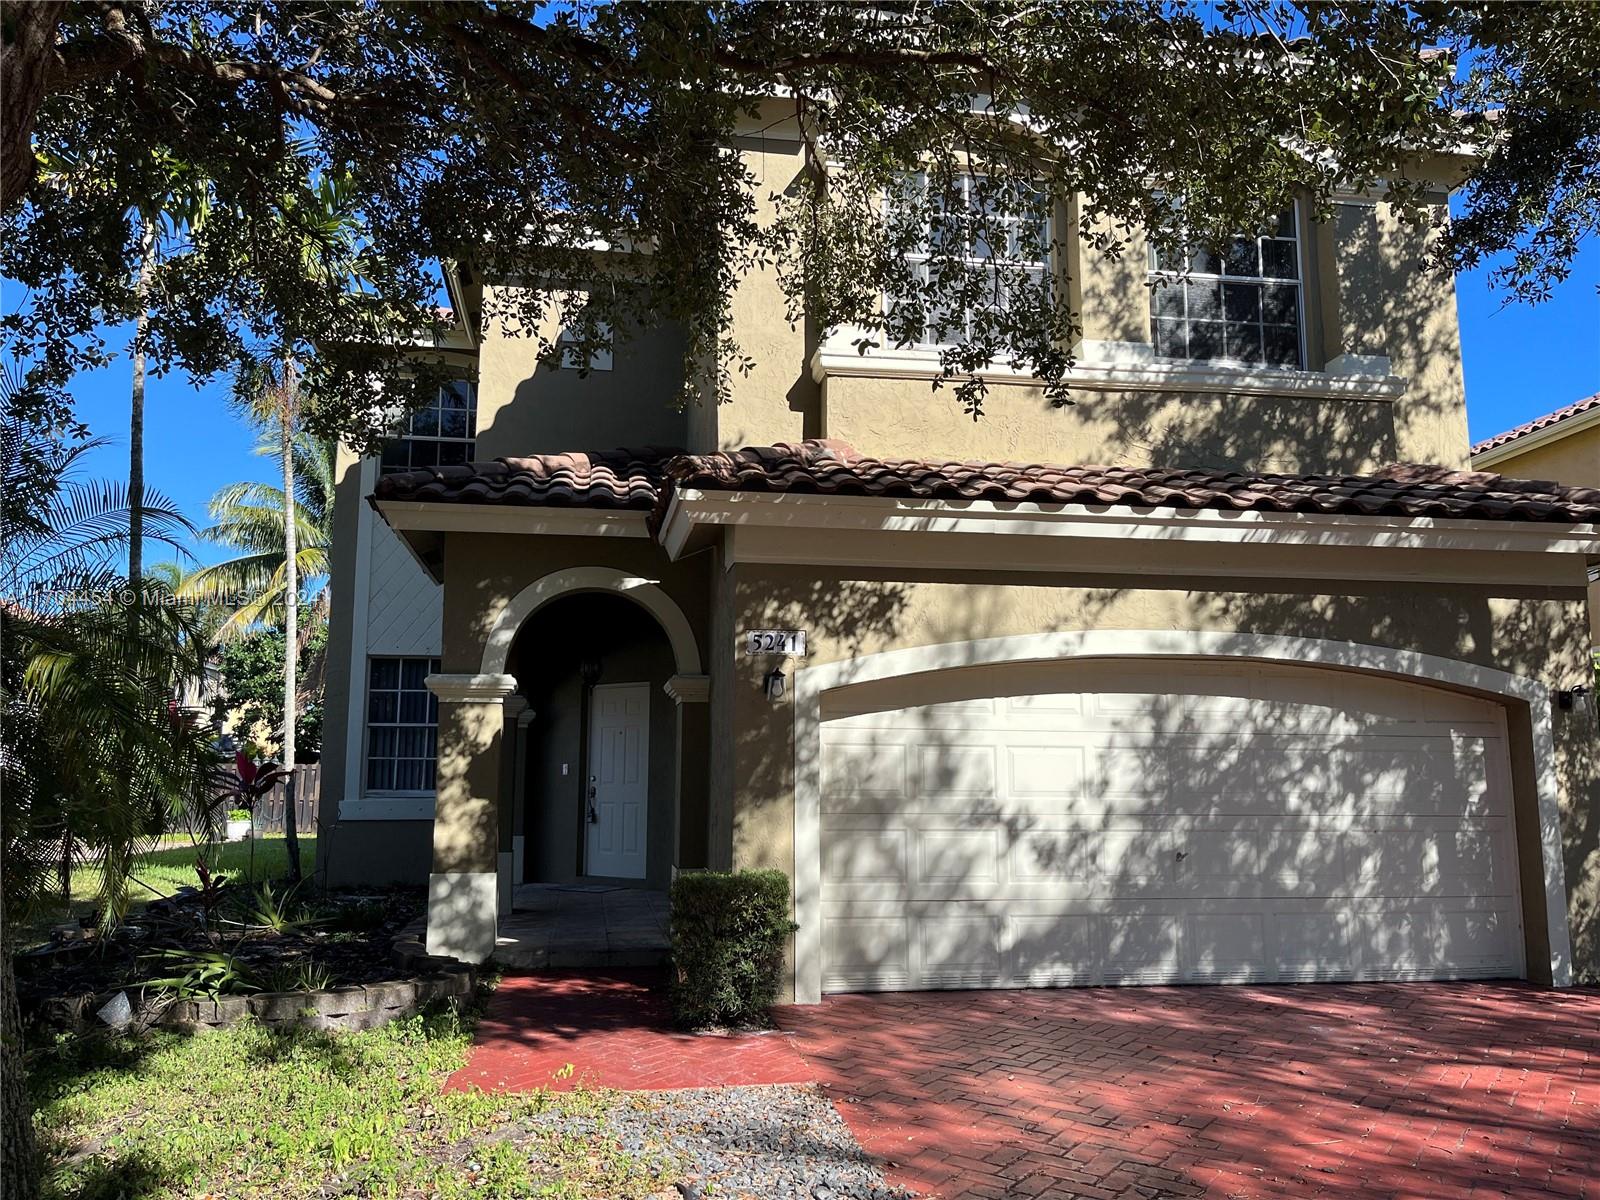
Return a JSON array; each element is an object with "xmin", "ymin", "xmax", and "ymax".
[{"xmin": 48, "ymin": 231, "xmax": 1600, "ymax": 570}]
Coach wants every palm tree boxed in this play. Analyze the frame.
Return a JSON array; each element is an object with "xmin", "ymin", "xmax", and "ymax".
[
  {"xmin": 2, "ymin": 409, "xmax": 221, "ymax": 1198},
  {"xmin": 34, "ymin": 148, "xmax": 210, "ymax": 590},
  {"xmin": 188, "ymin": 161, "xmax": 367, "ymax": 884},
  {"xmin": 179, "ymin": 431, "xmax": 334, "ymax": 640},
  {"xmin": 180, "ymin": 427, "xmax": 333, "ymax": 882},
  {"xmin": 1, "ymin": 409, "xmax": 214, "ymax": 920}
]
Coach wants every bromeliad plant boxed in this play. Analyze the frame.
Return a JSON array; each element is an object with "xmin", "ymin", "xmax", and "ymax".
[{"xmin": 142, "ymin": 947, "xmax": 260, "ymax": 999}]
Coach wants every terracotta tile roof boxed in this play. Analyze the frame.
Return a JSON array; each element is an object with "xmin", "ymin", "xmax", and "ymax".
[
  {"xmin": 1470, "ymin": 394, "xmax": 1600, "ymax": 457},
  {"xmin": 663, "ymin": 440, "xmax": 1600, "ymax": 523},
  {"xmin": 372, "ymin": 446, "xmax": 680, "ymax": 509},
  {"xmin": 372, "ymin": 439, "xmax": 1600, "ymax": 524}
]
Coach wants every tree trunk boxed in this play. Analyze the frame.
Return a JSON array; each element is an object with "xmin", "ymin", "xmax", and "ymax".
[
  {"xmin": 128, "ymin": 216, "xmax": 155, "ymax": 590},
  {"xmin": 0, "ymin": 0, "xmax": 60, "ymax": 211},
  {"xmin": 280, "ymin": 355, "xmax": 301, "ymax": 883},
  {"xmin": 1, "ymin": 893, "xmax": 41, "ymax": 1200}
]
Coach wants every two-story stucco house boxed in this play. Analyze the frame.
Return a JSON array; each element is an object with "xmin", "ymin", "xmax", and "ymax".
[{"xmin": 316, "ymin": 100, "xmax": 1600, "ymax": 1002}]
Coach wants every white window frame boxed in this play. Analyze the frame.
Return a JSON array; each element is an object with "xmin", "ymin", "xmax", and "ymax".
[
  {"xmin": 558, "ymin": 320, "xmax": 613, "ymax": 371},
  {"xmin": 891, "ymin": 172, "xmax": 1051, "ymax": 349},
  {"xmin": 363, "ymin": 654, "xmax": 441, "ymax": 795},
  {"xmin": 1147, "ymin": 203, "xmax": 1308, "ymax": 372},
  {"xmin": 380, "ymin": 380, "xmax": 478, "ymax": 475}
]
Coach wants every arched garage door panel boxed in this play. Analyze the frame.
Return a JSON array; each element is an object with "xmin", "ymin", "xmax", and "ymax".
[{"xmin": 818, "ymin": 660, "xmax": 1524, "ymax": 993}]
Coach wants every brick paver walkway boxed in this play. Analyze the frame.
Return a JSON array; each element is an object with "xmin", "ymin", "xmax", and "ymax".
[
  {"xmin": 445, "ymin": 969, "xmax": 814, "ymax": 1093},
  {"xmin": 776, "ymin": 982, "xmax": 1600, "ymax": 1200}
]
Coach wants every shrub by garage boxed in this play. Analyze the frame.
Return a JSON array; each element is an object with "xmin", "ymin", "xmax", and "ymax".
[{"xmin": 669, "ymin": 869, "xmax": 795, "ymax": 1028}]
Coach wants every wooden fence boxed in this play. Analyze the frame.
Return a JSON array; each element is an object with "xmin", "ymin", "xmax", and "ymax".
[{"xmin": 251, "ymin": 763, "xmax": 321, "ymax": 835}]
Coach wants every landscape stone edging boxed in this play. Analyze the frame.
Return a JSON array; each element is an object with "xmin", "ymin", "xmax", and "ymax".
[{"xmin": 42, "ymin": 943, "xmax": 476, "ymax": 1035}]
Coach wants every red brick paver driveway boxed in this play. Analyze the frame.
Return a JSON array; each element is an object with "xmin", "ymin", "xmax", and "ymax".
[
  {"xmin": 447, "ymin": 969, "xmax": 814, "ymax": 1093},
  {"xmin": 777, "ymin": 982, "xmax": 1600, "ymax": 1200}
]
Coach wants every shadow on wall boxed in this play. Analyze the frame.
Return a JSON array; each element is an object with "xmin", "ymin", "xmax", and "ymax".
[
  {"xmin": 753, "ymin": 573, "xmax": 1597, "ymax": 989},
  {"xmin": 823, "ymin": 659, "xmax": 1532, "ymax": 989}
]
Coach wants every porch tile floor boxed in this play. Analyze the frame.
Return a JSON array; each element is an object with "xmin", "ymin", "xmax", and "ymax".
[
  {"xmin": 399, "ymin": 884, "xmax": 671, "ymax": 970},
  {"xmin": 444, "ymin": 968, "xmax": 817, "ymax": 1093},
  {"xmin": 495, "ymin": 884, "xmax": 670, "ymax": 970}
]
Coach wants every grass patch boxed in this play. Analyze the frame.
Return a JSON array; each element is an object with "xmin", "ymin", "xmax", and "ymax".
[
  {"xmin": 31, "ymin": 1004, "xmax": 676, "ymax": 1200},
  {"xmin": 81, "ymin": 835, "xmax": 319, "ymax": 907},
  {"xmin": 20, "ymin": 837, "xmax": 318, "ymax": 943}
]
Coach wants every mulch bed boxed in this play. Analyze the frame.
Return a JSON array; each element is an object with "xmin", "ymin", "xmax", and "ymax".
[{"xmin": 13, "ymin": 883, "xmax": 426, "ymax": 1022}]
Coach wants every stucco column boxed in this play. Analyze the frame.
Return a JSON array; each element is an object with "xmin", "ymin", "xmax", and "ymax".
[
  {"xmin": 664, "ymin": 674, "xmax": 712, "ymax": 871},
  {"xmin": 511, "ymin": 707, "xmax": 535, "ymax": 886},
  {"xmin": 425, "ymin": 672, "xmax": 518, "ymax": 962},
  {"xmin": 497, "ymin": 695, "xmax": 530, "ymax": 918}
]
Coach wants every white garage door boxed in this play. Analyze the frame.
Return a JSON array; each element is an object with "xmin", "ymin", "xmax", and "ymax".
[{"xmin": 818, "ymin": 660, "xmax": 1525, "ymax": 993}]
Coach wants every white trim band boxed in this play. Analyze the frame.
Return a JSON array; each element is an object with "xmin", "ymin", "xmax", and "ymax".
[
  {"xmin": 659, "ymin": 488, "xmax": 1600, "ymax": 586},
  {"xmin": 376, "ymin": 500, "xmax": 651, "ymax": 539},
  {"xmin": 810, "ymin": 338, "xmax": 1406, "ymax": 401},
  {"xmin": 664, "ymin": 674, "xmax": 711, "ymax": 704},
  {"xmin": 426, "ymin": 673, "xmax": 520, "ymax": 703}
]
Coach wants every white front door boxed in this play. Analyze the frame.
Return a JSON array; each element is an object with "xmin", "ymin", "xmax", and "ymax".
[{"xmin": 586, "ymin": 682, "xmax": 650, "ymax": 879}]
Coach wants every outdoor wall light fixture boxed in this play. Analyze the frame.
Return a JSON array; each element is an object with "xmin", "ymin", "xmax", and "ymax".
[
  {"xmin": 763, "ymin": 665, "xmax": 787, "ymax": 702},
  {"xmin": 1556, "ymin": 684, "xmax": 1590, "ymax": 711}
]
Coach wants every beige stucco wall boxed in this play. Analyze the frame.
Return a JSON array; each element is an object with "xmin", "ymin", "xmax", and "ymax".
[
  {"xmin": 1328, "ymin": 198, "xmax": 1472, "ymax": 468},
  {"xmin": 821, "ymin": 376, "xmax": 1397, "ymax": 473},
  {"xmin": 1480, "ymin": 425, "xmax": 1600, "ymax": 489},
  {"xmin": 809, "ymin": 207, "xmax": 1460, "ymax": 478},
  {"xmin": 715, "ymin": 564, "xmax": 1600, "ymax": 989},
  {"xmin": 475, "ymin": 291, "xmax": 690, "ymax": 458},
  {"xmin": 458, "ymin": 130, "xmax": 1473, "ymax": 475},
  {"xmin": 1479, "ymin": 423, "xmax": 1600, "ymax": 644},
  {"xmin": 717, "ymin": 126, "xmax": 819, "ymax": 450}
]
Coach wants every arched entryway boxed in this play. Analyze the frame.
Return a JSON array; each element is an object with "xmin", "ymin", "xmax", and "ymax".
[
  {"xmin": 507, "ymin": 592, "xmax": 685, "ymax": 889},
  {"xmin": 424, "ymin": 567, "xmax": 708, "ymax": 964}
]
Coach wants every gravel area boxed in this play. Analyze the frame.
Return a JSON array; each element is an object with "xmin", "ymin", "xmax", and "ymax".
[{"xmin": 520, "ymin": 1084, "xmax": 914, "ymax": 1200}]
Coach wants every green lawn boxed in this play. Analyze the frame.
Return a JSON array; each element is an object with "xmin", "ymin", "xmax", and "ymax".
[
  {"xmin": 20, "ymin": 836, "xmax": 317, "ymax": 946},
  {"xmin": 30, "ymin": 1003, "xmax": 676, "ymax": 1200}
]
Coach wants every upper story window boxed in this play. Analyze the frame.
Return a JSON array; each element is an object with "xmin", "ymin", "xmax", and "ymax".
[
  {"xmin": 890, "ymin": 172, "xmax": 1050, "ymax": 347},
  {"xmin": 380, "ymin": 380, "xmax": 477, "ymax": 475},
  {"xmin": 1149, "ymin": 208, "xmax": 1303, "ymax": 369},
  {"xmin": 558, "ymin": 321, "xmax": 613, "ymax": 371}
]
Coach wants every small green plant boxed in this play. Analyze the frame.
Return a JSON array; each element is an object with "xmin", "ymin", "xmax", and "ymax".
[
  {"xmin": 262, "ymin": 959, "xmax": 339, "ymax": 993},
  {"xmin": 669, "ymin": 869, "xmax": 796, "ymax": 1029},
  {"xmin": 142, "ymin": 948, "xmax": 260, "ymax": 998},
  {"xmin": 227, "ymin": 807, "xmax": 251, "ymax": 823},
  {"xmin": 242, "ymin": 879, "xmax": 314, "ymax": 933}
]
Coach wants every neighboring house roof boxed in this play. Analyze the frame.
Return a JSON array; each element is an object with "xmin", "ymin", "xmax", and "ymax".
[
  {"xmin": 374, "ymin": 446, "xmax": 681, "ymax": 509},
  {"xmin": 374, "ymin": 439, "xmax": 1600, "ymax": 524},
  {"xmin": 1470, "ymin": 393, "xmax": 1600, "ymax": 460}
]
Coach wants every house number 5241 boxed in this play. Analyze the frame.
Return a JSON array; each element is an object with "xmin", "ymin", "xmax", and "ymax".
[{"xmin": 744, "ymin": 629, "xmax": 807, "ymax": 656}]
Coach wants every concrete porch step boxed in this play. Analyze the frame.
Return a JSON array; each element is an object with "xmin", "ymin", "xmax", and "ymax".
[{"xmin": 491, "ymin": 943, "xmax": 671, "ymax": 970}]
